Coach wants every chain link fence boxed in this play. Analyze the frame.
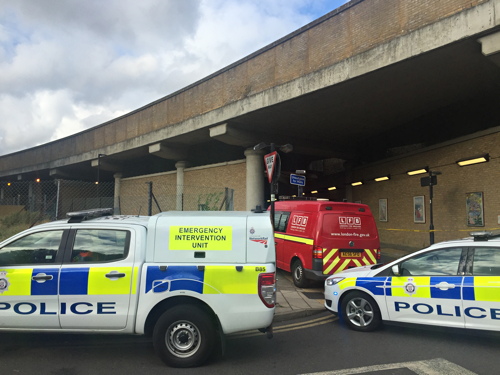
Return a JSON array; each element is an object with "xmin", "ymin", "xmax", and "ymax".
[
  {"xmin": 0, "ymin": 180, "xmax": 234, "ymax": 241},
  {"xmin": 120, "ymin": 181, "xmax": 234, "ymax": 215}
]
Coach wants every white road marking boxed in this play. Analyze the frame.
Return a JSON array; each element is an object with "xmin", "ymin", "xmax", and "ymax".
[{"xmin": 300, "ymin": 358, "xmax": 477, "ymax": 375}]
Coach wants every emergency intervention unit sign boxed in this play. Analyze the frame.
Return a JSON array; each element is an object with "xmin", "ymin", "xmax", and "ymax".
[
  {"xmin": 169, "ymin": 226, "xmax": 233, "ymax": 250},
  {"xmin": 264, "ymin": 151, "xmax": 277, "ymax": 183}
]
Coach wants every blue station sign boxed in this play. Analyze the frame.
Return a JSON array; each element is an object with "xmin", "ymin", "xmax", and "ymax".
[{"xmin": 290, "ymin": 174, "xmax": 306, "ymax": 186}]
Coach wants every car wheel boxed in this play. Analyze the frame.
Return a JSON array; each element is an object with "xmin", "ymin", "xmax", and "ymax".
[
  {"xmin": 153, "ymin": 305, "xmax": 217, "ymax": 368},
  {"xmin": 291, "ymin": 259, "xmax": 309, "ymax": 288},
  {"xmin": 341, "ymin": 291, "xmax": 381, "ymax": 332}
]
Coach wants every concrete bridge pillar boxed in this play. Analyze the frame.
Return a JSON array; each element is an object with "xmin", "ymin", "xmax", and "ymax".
[
  {"xmin": 113, "ymin": 173, "xmax": 122, "ymax": 214},
  {"xmin": 175, "ymin": 161, "xmax": 188, "ymax": 211},
  {"xmin": 244, "ymin": 149, "xmax": 265, "ymax": 211}
]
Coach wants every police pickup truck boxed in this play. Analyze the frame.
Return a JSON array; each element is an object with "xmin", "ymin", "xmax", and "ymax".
[{"xmin": 0, "ymin": 208, "xmax": 276, "ymax": 367}]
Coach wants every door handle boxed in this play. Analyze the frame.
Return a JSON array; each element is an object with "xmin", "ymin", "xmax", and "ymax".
[
  {"xmin": 434, "ymin": 281, "xmax": 455, "ymax": 290},
  {"xmin": 105, "ymin": 272, "xmax": 126, "ymax": 279},
  {"xmin": 32, "ymin": 274, "xmax": 53, "ymax": 281}
]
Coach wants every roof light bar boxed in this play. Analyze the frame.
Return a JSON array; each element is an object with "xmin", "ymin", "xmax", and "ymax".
[
  {"xmin": 67, "ymin": 208, "xmax": 113, "ymax": 223},
  {"xmin": 470, "ymin": 230, "xmax": 500, "ymax": 241}
]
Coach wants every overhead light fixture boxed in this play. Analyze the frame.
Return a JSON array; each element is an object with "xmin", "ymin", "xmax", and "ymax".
[
  {"xmin": 407, "ymin": 167, "xmax": 428, "ymax": 176},
  {"xmin": 351, "ymin": 181, "xmax": 363, "ymax": 186},
  {"xmin": 327, "ymin": 186, "xmax": 336, "ymax": 191},
  {"xmin": 456, "ymin": 154, "xmax": 489, "ymax": 167},
  {"xmin": 374, "ymin": 175, "xmax": 390, "ymax": 182},
  {"xmin": 311, "ymin": 190, "xmax": 318, "ymax": 194}
]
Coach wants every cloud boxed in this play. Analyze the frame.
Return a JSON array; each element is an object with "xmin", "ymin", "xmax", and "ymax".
[{"xmin": 0, "ymin": 0, "xmax": 347, "ymax": 156}]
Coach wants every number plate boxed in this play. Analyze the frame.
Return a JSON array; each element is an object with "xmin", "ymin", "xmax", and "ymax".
[{"xmin": 341, "ymin": 251, "xmax": 362, "ymax": 258}]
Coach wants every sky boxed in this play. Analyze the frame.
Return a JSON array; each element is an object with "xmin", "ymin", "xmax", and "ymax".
[{"xmin": 0, "ymin": 0, "xmax": 349, "ymax": 156}]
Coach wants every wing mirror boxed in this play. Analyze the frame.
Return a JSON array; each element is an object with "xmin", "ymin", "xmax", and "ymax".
[{"xmin": 391, "ymin": 264, "xmax": 401, "ymax": 276}]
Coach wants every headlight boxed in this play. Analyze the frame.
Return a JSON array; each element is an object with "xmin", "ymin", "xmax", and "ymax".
[{"xmin": 326, "ymin": 277, "xmax": 345, "ymax": 286}]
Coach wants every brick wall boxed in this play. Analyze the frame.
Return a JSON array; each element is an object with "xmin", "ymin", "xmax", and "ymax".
[
  {"xmin": 183, "ymin": 161, "xmax": 246, "ymax": 211},
  {"xmin": 119, "ymin": 160, "xmax": 246, "ymax": 214},
  {"xmin": 120, "ymin": 171, "xmax": 177, "ymax": 215},
  {"xmin": 350, "ymin": 129, "xmax": 500, "ymax": 251}
]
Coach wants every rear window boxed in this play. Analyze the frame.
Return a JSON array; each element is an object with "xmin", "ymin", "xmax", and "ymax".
[
  {"xmin": 321, "ymin": 213, "xmax": 377, "ymax": 239},
  {"xmin": 70, "ymin": 229, "xmax": 130, "ymax": 263},
  {"xmin": 274, "ymin": 211, "xmax": 290, "ymax": 232}
]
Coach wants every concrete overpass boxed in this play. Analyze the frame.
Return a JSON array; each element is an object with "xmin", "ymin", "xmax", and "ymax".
[{"xmin": 1, "ymin": 0, "xmax": 500, "ymax": 213}]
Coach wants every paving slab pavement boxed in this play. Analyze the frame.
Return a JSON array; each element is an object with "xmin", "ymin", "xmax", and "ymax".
[{"xmin": 274, "ymin": 269, "xmax": 325, "ymax": 322}]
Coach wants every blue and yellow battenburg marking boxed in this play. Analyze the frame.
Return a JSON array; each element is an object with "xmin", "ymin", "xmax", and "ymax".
[
  {"xmin": 0, "ymin": 267, "xmax": 137, "ymax": 296},
  {"xmin": 463, "ymin": 276, "xmax": 500, "ymax": 302},
  {"xmin": 337, "ymin": 276, "xmax": 500, "ymax": 302},
  {"xmin": 145, "ymin": 265, "xmax": 262, "ymax": 295}
]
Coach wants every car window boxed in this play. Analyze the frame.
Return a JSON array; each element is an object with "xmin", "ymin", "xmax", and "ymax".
[
  {"xmin": 274, "ymin": 211, "xmax": 290, "ymax": 232},
  {"xmin": 399, "ymin": 247, "xmax": 463, "ymax": 276},
  {"xmin": 0, "ymin": 230, "xmax": 63, "ymax": 265},
  {"xmin": 71, "ymin": 229, "xmax": 129, "ymax": 263},
  {"xmin": 472, "ymin": 247, "xmax": 500, "ymax": 276}
]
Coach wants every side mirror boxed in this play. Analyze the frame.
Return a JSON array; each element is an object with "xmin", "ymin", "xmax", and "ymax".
[{"xmin": 392, "ymin": 264, "xmax": 401, "ymax": 276}]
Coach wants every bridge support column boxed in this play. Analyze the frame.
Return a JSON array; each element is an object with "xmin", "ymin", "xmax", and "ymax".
[
  {"xmin": 176, "ymin": 161, "xmax": 188, "ymax": 211},
  {"xmin": 113, "ymin": 173, "xmax": 122, "ymax": 215},
  {"xmin": 244, "ymin": 149, "xmax": 264, "ymax": 211}
]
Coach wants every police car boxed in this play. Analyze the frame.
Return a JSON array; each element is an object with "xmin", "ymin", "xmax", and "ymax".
[{"xmin": 324, "ymin": 231, "xmax": 500, "ymax": 332}]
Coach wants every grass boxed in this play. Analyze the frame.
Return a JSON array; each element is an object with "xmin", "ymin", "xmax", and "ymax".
[{"xmin": 0, "ymin": 210, "xmax": 49, "ymax": 242}]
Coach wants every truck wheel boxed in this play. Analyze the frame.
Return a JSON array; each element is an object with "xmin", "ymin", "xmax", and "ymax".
[
  {"xmin": 153, "ymin": 305, "xmax": 217, "ymax": 368},
  {"xmin": 291, "ymin": 259, "xmax": 309, "ymax": 288},
  {"xmin": 341, "ymin": 291, "xmax": 381, "ymax": 332}
]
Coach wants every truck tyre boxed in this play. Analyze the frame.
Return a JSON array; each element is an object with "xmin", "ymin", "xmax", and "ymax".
[
  {"xmin": 291, "ymin": 259, "xmax": 309, "ymax": 288},
  {"xmin": 341, "ymin": 291, "xmax": 381, "ymax": 332},
  {"xmin": 153, "ymin": 305, "xmax": 217, "ymax": 368}
]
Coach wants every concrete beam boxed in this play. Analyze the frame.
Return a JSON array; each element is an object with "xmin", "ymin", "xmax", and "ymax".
[
  {"xmin": 49, "ymin": 168, "xmax": 76, "ymax": 179},
  {"xmin": 259, "ymin": 132, "xmax": 355, "ymax": 160},
  {"xmin": 149, "ymin": 143, "xmax": 188, "ymax": 160},
  {"xmin": 479, "ymin": 31, "xmax": 500, "ymax": 56},
  {"xmin": 210, "ymin": 123, "xmax": 352, "ymax": 159},
  {"xmin": 478, "ymin": 31, "xmax": 500, "ymax": 67},
  {"xmin": 210, "ymin": 123, "xmax": 262, "ymax": 147},
  {"xmin": 90, "ymin": 158, "xmax": 122, "ymax": 172}
]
